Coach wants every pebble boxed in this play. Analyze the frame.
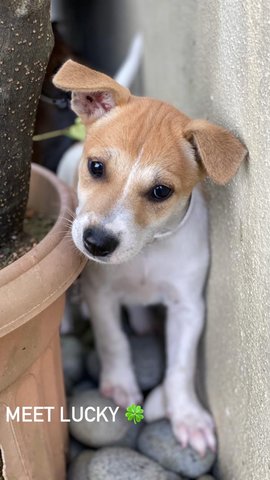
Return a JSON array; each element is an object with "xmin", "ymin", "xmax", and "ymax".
[
  {"xmin": 68, "ymin": 450, "xmax": 96, "ymax": 480},
  {"xmin": 61, "ymin": 335, "xmax": 85, "ymax": 392},
  {"xmin": 86, "ymin": 334, "xmax": 165, "ymax": 391},
  {"xmin": 198, "ymin": 476, "xmax": 216, "ymax": 480},
  {"xmin": 137, "ymin": 420, "xmax": 216, "ymax": 479},
  {"xmin": 68, "ymin": 438, "xmax": 85, "ymax": 462},
  {"xmin": 87, "ymin": 447, "xmax": 169, "ymax": 480},
  {"xmin": 68, "ymin": 448, "xmax": 185, "ymax": 480},
  {"xmin": 114, "ymin": 421, "xmax": 143, "ymax": 449},
  {"xmin": 69, "ymin": 390, "xmax": 129, "ymax": 447},
  {"xmin": 165, "ymin": 472, "xmax": 185, "ymax": 480}
]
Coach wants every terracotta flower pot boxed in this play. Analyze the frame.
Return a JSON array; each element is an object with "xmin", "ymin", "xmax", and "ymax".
[{"xmin": 0, "ymin": 164, "xmax": 86, "ymax": 480}]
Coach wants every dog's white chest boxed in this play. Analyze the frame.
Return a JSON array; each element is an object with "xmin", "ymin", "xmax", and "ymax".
[
  {"xmin": 111, "ymin": 250, "xmax": 179, "ymax": 305},
  {"xmin": 82, "ymin": 186, "xmax": 209, "ymax": 307}
]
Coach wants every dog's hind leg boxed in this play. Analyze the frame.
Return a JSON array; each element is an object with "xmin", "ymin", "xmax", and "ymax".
[
  {"xmin": 127, "ymin": 305, "xmax": 157, "ymax": 335},
  {"xmin": 144, "ymin": 384, "xmax": 166, "ymax": 421}
]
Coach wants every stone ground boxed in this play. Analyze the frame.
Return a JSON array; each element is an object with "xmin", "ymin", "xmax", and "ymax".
[{"xmin": 61, "ymin": 294, "xmax": 217, "ymax": 480}]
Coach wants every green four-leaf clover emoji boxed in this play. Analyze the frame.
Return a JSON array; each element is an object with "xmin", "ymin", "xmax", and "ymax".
[{"xmin": 125, "ymin": 404, "xmax": 144, "ymax": 424}]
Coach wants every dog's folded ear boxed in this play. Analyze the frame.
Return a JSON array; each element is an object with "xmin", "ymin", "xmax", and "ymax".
[
  {"xmin": 183, "ymin": 119, "xmax": 247, "ymax": 184},
  {"xmin": 53, "ymin": 60, "xmax": 131, "ymax": 124}
]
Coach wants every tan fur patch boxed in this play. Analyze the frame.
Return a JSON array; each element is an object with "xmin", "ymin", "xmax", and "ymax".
[
  {"xmin": 183, "ymin": 119, "xmax": 247, "ymax": 184},
  {"xmin": 79, "ymin": 97, "xmax": 202, "ymax": 227}
]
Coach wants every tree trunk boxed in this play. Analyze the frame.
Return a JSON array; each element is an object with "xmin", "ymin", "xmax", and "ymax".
[{"xmin": 0, "ymin": 0, "xmax": 53, "ymax": 244}]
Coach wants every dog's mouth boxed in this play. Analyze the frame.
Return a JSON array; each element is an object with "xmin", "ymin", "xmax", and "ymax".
[
  {"xmin": 71, "ymin": 214, "xmax": 148, "ymax": 265},
  {"xmin": 78, "ymin": 238, "xmax": 146, "ymax": 266},
  {"xmin": 82, "ymin": 250, "xmax": 114, "ymax": 264}
]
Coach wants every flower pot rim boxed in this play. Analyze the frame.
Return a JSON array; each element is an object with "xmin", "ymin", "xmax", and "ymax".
[
  {"xmin": 1, "ymin": 164, "xmax": 75, "ymax": 283},
  {"xmin": 0, "ymin": 164, "xmax": 87, "ymax": 336}
]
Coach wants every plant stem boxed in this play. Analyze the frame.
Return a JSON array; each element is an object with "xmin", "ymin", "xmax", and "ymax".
[{"xmin": 33, "ymin": 128, "xmax": 69, "ymax": 141}]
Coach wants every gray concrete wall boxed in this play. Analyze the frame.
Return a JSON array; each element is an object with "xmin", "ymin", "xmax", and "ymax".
[{"xmin": 134, "ymin": 1, "xmax": 270, "ymax": 478}]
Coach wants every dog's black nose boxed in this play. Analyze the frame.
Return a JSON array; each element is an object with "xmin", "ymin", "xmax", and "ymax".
[{"xmin": 83, "ymin": 227, "xmax": 119, "ymax": 257}]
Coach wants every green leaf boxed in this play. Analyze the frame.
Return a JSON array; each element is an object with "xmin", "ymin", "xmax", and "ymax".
[
  {"xmin": 33, "ymin": 116, "xmax": 86, "ymax": 142},
  {"xmin": 135, "ymin": 406, "xmax": 144, "ymax": 414},
  {"xmin": 125, "ymin": 404, "xmax": 144, "ymax": 424},
  {"xmin": 65, "ymin": 120, "xmax": 86, "ymax": 141},
  {"xmin": 125, "ymin": 413, "xmax": 133, "ymax": 421}
]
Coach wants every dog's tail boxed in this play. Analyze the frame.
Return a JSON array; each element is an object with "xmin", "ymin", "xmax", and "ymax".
[
  {"xmin": 114, "ymin": 33, "xmax": 143, "ymax": 89},
  {"xmin": 144, "ymin": 384, "xmax": 167, "ymax": 421}
]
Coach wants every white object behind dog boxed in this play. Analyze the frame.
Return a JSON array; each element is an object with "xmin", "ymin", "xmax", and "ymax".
[{"xmin": 57, "ymin": 33, "xmax": 143, "ymax": 187}]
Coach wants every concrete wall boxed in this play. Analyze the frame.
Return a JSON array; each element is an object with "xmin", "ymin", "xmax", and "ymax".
[{"xmin": 134, "ymin": 1, "xmax": 270, "ymax": 478}]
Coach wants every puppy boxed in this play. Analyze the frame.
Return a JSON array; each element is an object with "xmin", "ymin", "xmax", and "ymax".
[{"xmin": 53, "ymin": 60, "xmax": 246, "ymax": 456}]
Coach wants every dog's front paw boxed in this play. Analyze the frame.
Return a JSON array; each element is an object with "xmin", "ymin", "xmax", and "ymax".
[
  {"xmin": 168, "ymin": 402, "xmax": 216, "ymax": 456},
  {"xmin": 100, "ymin": 374, "xmax": 143, "ymax": 409}
]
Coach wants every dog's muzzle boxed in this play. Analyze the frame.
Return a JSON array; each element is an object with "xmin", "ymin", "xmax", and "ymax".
[{"xmin": 83, "ymin": 227, "xmax": 119, "ymax": 257}]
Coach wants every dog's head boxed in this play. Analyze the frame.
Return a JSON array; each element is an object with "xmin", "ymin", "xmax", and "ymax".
[{"xmin": 53, "ymin": 60, "xmax": 247, "ymax": 264}]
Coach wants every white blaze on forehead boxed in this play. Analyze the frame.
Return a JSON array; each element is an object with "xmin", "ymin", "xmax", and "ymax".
[{"xmin": 121, "ymin": 149, "xmax": 161, "ymax": 201}]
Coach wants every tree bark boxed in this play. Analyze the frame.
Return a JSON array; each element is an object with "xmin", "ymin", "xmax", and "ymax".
[{"xmin": 0, "ymin": 0, "xmax": 53, "ymax": 244}]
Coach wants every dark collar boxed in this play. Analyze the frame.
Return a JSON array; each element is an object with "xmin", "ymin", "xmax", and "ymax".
[{"xmin": 40, "ymin": 93, "xmax": 70, "ymax": 110}]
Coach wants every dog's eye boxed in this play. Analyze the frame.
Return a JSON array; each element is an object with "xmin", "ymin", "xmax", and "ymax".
[
  {"xmin": 88, "ymin": 159, "xmax": 104, "ymax": 178},
  {"xmin": 150, "ymin": 185, "xmax": 172, "ymax": 201}
]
